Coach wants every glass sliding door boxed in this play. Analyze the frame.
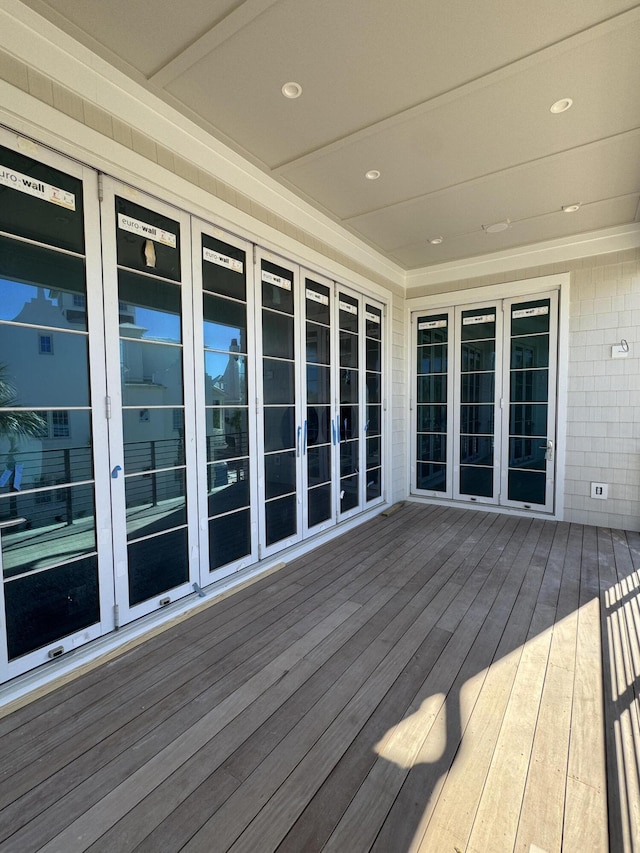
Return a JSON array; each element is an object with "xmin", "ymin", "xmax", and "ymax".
[
  {"xmin": 0, "ymin": 137, "xmax": 111, "ymax": 679},
  {"xmin": 257, "ymin": 251, "xmax": 302, "ymax": 554},
  {"xmin": 303, "ymin": 271, "xmax": 334, "ymax": 535},
  {"xmin": 337, "ymin": 290, "xmax": 361, "ymax": 518},
  {"xmin": 193, "ymin": 225, "xmax": 257, "ymax": 579},
  {"xmin": 102, "ymin": 181, "xmax": 198, "ymax": 624},
  {"xmin": 365, "ymin": 303, "xmax": 383, "ymax": 503}
]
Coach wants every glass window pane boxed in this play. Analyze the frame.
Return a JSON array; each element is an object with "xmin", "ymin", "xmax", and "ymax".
[
  {"xmin": 203, "ymin": 293, "xmax": 246, "ymax": 352},
  {"xmin": 307, "ymin": 445, "xmax": 331, "ymax": 486},
  {"xmin": 208, "ymin": 508, "xmax": 250, "ymax": 569},
  {"xmin": 306, "ymin": 324, "xmax": 330, "ymax": 364},
  {"xmin": 365, "ymin": 306, "xmax": 382, "ymax": 339},
  {"xmin": 339, "ymin": 406, "xmax": 358, "ymax": 440},
  {"xmin": 340, "ymin": 369, "xmax": 359, "ymax": 404},
  {"xmin": 0, "ymin": 326, "xmax": 90, "ymax": 407},
  {"xmin": 265, "ymin": 451, "xmax": 296, "ymax": 499},
  {"xmin": 460, "ymin": 436, "xmax": 494, "ymax": 465},
  {"xmin": 509, "ymin": 438, "xmax": 546, "ymax": 470},
  {"xmin": 306, "ymin": 405, "xmax": 331, "ymax": 447},
  {"xmin": 366, "ymin": 338, "xmax": 381, "ymax": 372},
  {"xmin": 340, "ymin": 331, "xmax": 358, "ymax": 368},
  {"xmin": 116, "ymin": 197, "xmax": 181, "ymax": 282},
  {"xmin": 510, "ymin": 335, "xmax": 549, "ymax": 369},
  {"xmin": 265, "ymin": 494, "xmax": 296, "ymax": 545},
  {"xmin": 122, "ymin": 408, "xmax": 185, "ymax": 472},
  {"xmin": 308, "ymin": 484, "xmax": 332, "ymax": 527},
  {"xmin": 0, "ymin": 239, "xmax": 87, "ymax": 328},
  {"xmin": 460, "ymin": 466, "xmax": 493, "ymax": 497},
  {"xmin": 118, "ymin": 270, "xmax": 181, "ymax": 343},
  {"xmin": 417, "ymin": 375, "xmax": 447, "ymax": 404},
  {"xmin": 0, "ymin": 411, "xmax": 93, "ymax": 491},
  {"xmin": 366, "ymin": 436, "xmax": 381, "ymax": 467},
  {"xmin": 460, "ymin": 404, "xmax": 494, "ymax": 435},
  {"xmin": 204, "ymin": 351, "xmax": 246, "ymax": 406},
  {"xmin": 509, "ymin": 404, "xmax": 548, "ymax": 437},
  {"xmin": 418, "ymin": 434, "xmax": 446, "ymax": 463},
  {"xmin": 340, "ymin": 440, "xmax": 359, "ymax": 476},
  {"xmin": 262, "ymin": 261, "xmax": 293, "ymax": 314},
  {"xmin": 206, "ymin": 407, "xmax": 249, "ymax": 461},
  {"xmin": 307, "ymin": 365, "xmax": 331, "ymax": 405},
  {"xmin": 128, "ymin": 527, "xmax": 188, "ymax": 606},
  {"xmin": 264, "ymin": 407, "xmax": 295, "ymax": 452},
  {"xmin": 511, "ymin": 300, "xmax": 550, "ymax": 336},
  {"xmin": 122, "ymin": 341, "xmax": 184, "ymax": 406},
  {"xmin": 305, "ymin": 281, "xmax": 330, "ymax": 325},
  {"xmin": 366, "ymin": 405, "xmax": 381, "ymax": 436},
  {"xmin": 461, "ymin": 373, "xmax": 494, "ymax": 404},
  {"xmin": 125, "ymin": 469, "xmax": 186, "ymax": 540},
  {"xmin": 461, "ymin": 310, "xmax": 495, "ymax": 341},
  {"xmin": 366, "ymin": 373, "xmax": 381, "ymax": 404},
  {"xmin": 263, "ymin": 310, "xmax": 294, "ymax": 359},
  {"xmin": 340, "ymin": 474, "xmax": 359, "ymax": 511},
  {"xmin": 366, "ymin": 468, "xmax": 381, "ymax": 500},
  {"xmin": 510, "ymin": 369, "xmax": 549, "ymax": 402},
  {"xmin": 0, "ymin": 484, "xmax": 96, "ymax": 577},
  {"xmin": 417, "ymin": 316, "xmax": 448, "ymax": 345},
  {"xmin": 202, "ymin": 235, "xmax": 246, "ymax": 301},
  {"xmin": 461, "ymin": 340, "xmax": 495, "ymax": 372},
  {"xmin": 4, "ymin": 556, "xmax": 99, "ymax": 660},
  {"xmin": 417, "ymin": 405, "xmax": 447, "ymax": 432},
  {"xmin": 0, "ymin": 144, "xmax": 85, "ymax": 253},
  {"xmin": 208, "ymin": 460, "xmax": 250, "ymax": 514},
  {"xmin": 417, "ymin": 344, "xmax": 447, "ymax": 374},
  {"xmin": 508, "ymin": 470, "xmax": 546, "ymax": 504},
  {"xmin": 417, "ymin": 462, "xmax": 446, "ymax": 492},
  {"xmin": 264, "ymin": 360, "xmax": 295, "ymax": 405},
  {"xmin": 339, "ymin": 295, "xmax": 358, "ymax": 332}
]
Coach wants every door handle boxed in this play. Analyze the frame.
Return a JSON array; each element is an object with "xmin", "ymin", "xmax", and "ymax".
[
  {"xmin": 111, "ymin": 465, "xmax": 122, "ymax": 479},
  {"xmin": 539, "ymin": 440, "xmax": 554, "ymax": 462},
  {"xmin": 296, "ymin": 426, "xmax": 302, "ymax": 457}
]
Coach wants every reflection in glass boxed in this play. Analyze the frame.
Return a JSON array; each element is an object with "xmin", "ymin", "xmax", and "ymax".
[
  {"xmin": 508, "ymin": 439, "xmax": 546, "ymax": 470},
  {"xmin": 417, "ymin": 405, "xmax": 447, "ymax": 433},
  {"xmin": 417, "ymin": 344, "xmax": 447, "ymax": 374},
  {"xmin": 306, "ymin": 405, "xmax": 331, "ymax": 446},
  {"xmin": 262, "ymin": 261, "xmax": 294, "ymax": 314},
  {"xmin": 5, "ymin": 556, "xmax": 99, "ymax": 660},
  {"xmin": 306, "ymin": 324, "xmax": 330, "ymax": 364},
  {"xmin": 340, "ymin": 331, "xmax": 358, "ymax": 368},
  {"xmin": 307, "ymin": 365, "xmax": 331, "ymax": 405},
  {"xmin": 339, "ymin": 406, "xmax": 358, "ymax": 440},
  {"xmin": 339, "ymin": 296, "xmax": 358, "ymax": 333},
  {"xmin": 340, "ymin": 441, "xmax": 359, "ymax": 477},
  {"xmin": 0, "ymin": 484, "xmax": 96, "ymax": 577},
  {"xmin": 417, "ymin": 375, "xmax": 447, "ymax": 404},
  {"xmin": 263, "ymin": 310, "xmax": 294, "ymax": 359},
  {"xmin": 206, "ymin": 407, "xmax": 249, "ymax": 461},
  {"xmin": 366, "ymin": 338, "xmax": 381, "ymax": 372},
  {"xmin": 204, "ymin": 351, "xmax": 247, "ymax": 406},
  {"xmin": 366, "ymin": 437, "xmax": 381, "ymax": 467},
  {"xmin": 264, "ymin": 407, "xmax": 295, "ymax": 452},
  {"xmin": 366, "ymin": 405, "xmax": 381, "ymax": 436},
  {"xmin": 125, "ymin": 468, "xmax": 186, "ymax": 540},
  {"xmin": 202, "ymin": 235, "xmax": 246, "ymax": 302},
  {"xmin": 460, "ymin": 466, "xmax": 493, "ymax": 498},
  {"xmin": 510, "ymin": 369, "xmax": 548, "ymax": 403},
  {"xmin": 461, "ymin": 313, "xmax": 495, "ymax": 341},
  {"xmin": 366, "ymin": 469, "xmax": 381, "ymax": 500},
  {"xmin": 461, "ymin": 341, "xmax": 495, "ymax": 372},
  {"xmin": 0, "ymin": 242, "xmax": 86, "ymax": 329},
  {"xmin": 510, "ymin": 404, "xmax": 548, "ymax": 437},
  {"xmin": 0, "ymin": 326, "xmax": 90, "ymax": 408},
  {"xmin": 341, "ymin": 475, "xmax": 359, "ymax": 511},
  {"xmin": 307, "ymin": 445, "xmax": 331, "ymax": 486},
  {"xmin": 460, "ymin": 404, "xmax": 494, "ymax": 435},
  {"xmin": 460, "ymin": 373, "xmax": 494, "ymax": 404},
  {"xmin": 209, "ymin": 509, "xmax": 250, "ymax": 568},
  {"xmin": 122, "ymin": 408, "xmax": 184, "ymax": 473},
  {"xmin": 266, "ymin": 494, "xmax": 296, "ymax": 544},
  {"xmin": 305, "ymin": 285, "xmax": 330, "ymax": 324},
  {"xmin": 460, "ymin": 436, "xmax": 493, "ymax": 465},
  {"xmin": 508, "ymin": 470, "xmax": 546, "ymax": 504},
  {"xmin": 203, "ymin": 294, "xmax": 246, "ymax": 352},
  {"xmin": 366, "ymin": 374, "xmax": 381, "ymax": 403},
  {"xmin": 115, "ymin": 196, "xmax": 181, "ymax": 282},
  {"xmin": 511, "ymin": 301, "xmax": 550, "ymax": 336},
  {"xmin": 208, "ymin": 461, "xmax": 250, "ymax": 515},
  {"xmin": 265, "ymin": 451, "xmax": 296, "ymax": 499},
  {"xmin": 417, "ymin": 462, "xmax": 446, "ymax": 492},
  {"xmin": 418, "ymin": 434, "xmax": 446, "ymax": 464},
  {"xmin": 118, "ymin": 271, "xmax": 181, "ymax": 343},
  {"xmin": 340, "ymin": 369, "xmax": 358, "ymax": 404},
  {"xmin": 121, "ymin": 340, "xmax": 184, "ymax": 406},
  {"xmin": 511, "ymin": 335, "xmax": 549, "ymax": 370},
  {"xmin": 308, "ymin": 484, "xmax": 331, "ymax": 527},
  {"xmin": 263, "ymin": 360, "xmax": 295, "ymax": 405},
  {"xmin": 128, "ymin": 527, "xmax": 188, "ymax": 606}
]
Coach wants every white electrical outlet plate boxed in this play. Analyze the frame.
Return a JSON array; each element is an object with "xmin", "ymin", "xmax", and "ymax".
[
  {"xmin": 591, "ymin": 482, "xmax": 608, "ymax": 499},
  {"xmin": 611, "ymin": 344, "xmax": 628, "ymax": 358}
]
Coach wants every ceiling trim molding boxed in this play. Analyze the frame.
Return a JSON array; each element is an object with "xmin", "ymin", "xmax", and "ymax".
[{"xmin": 404, "ymin": 223, "xmax": 640, "ymax": 291}]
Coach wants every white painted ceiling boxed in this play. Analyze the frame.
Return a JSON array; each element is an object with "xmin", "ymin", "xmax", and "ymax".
[{"xmin": 19, "ymin": 0, "xmax": 640, "ymax": 270}]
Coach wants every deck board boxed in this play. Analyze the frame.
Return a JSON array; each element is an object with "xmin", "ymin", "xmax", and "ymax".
[{"xmin": 0, "ymin": 504, "xmax": 638, "ymax": 853}]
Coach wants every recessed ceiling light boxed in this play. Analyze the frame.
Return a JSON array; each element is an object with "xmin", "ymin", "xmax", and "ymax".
[
  {"xmin": 282, "ymin": 81, "xmax": 302, "ymax": 99},
  {"xmin": 429, "ymin": 236, "xmax": 443, "ymax": 244},
  {"xmin": 562, "ymin": 203, "xmax": 581, "ymax": 213},
  {"xmin": 550, "ymin": 97, "xmax": 573, "ymax": 114},
  {"xmin": 365, "ymin": 170, "xmax": 381, "ymax": 180},
  {"xmin": 483, "ymin": 219, "xmax": 511, "ymax": 234}
]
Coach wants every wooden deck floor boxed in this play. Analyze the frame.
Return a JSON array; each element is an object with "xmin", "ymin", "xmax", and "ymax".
[{"xmin": 0, "ymin": 503, "xmax": 639, "ymax": 852}]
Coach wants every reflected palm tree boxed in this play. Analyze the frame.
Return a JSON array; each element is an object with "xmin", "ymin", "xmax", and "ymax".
[{"xmin": 0, "ymin": 363, "xmax": 46, "ymax": 472}]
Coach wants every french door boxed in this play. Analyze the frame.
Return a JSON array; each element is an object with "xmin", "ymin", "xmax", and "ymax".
[
  {"xmin": 0, "ymin": 135, "xmax": 112, "ymax": 678},
  {"xmin": 101, "ymin": 179, "xmax": 200, "ymax": 626},
  {"xmin": 413, "ymin": 292, "xmax": 557, "ymax": 513}
]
